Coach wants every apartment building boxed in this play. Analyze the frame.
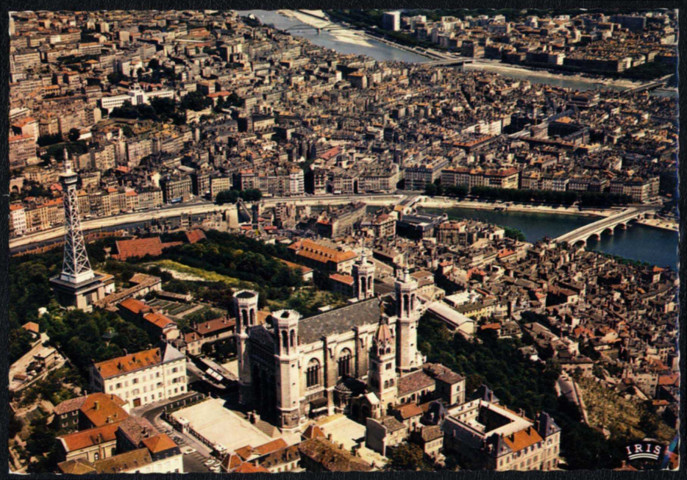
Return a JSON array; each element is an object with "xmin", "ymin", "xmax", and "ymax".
[
  {"xmin": 288, "ymin": 238, "xmax": 358, "ymax": 273},
  {"xmin": 89, "ymin": 344, "xmax": 187, "ymax": 408},
  {"xmin": 443, "ymin": 392, "xmax": 561, "ymax": 471},
  {"xmin": 9, "ymin": 134, "xmax": 36, "ymax": 170},
  {"xmin": 442, "ymin": 167, "xmax": 519, "ymax": 189},
  {"xmin": 160, "ymin": 175, "xmax": 193, "ymax": 203},
  {"xmin": 405, "ymin": 158, "xmax": 449, "ymax": 190},
  {"xmin": 9, "ymin": 204, "xmax": 27, "ymax": 236}
]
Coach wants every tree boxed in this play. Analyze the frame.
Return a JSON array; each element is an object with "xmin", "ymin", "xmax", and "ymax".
[
  {"xmin": 110, "ymin": 101, "xmax": 139, "ymax": 119},
  {"xmin": 503, "ymin": 226, "xmax": 526, "ymax": 242},
  {"xmin": 216, "ymin": 189, "xmax": 239, "ymax": 205},
  {"xmin": 386, "ymin": 443, "xmax": 432, "ymax": 471},
  {"xmin": 241, "ymin": 189, "xmax": 262, "ymax": 202},
  {"xmin": 37, "ymin": 134, "xmax": 63, "ymax": 146},
  {"xmin": 107, "ymin": 71, "xmax": 125, "ymax": 85},
  {"xmin": 424, "ymin": 182, "xmax": 439, "ymax": 196},
  {"xmin": 180, "ymin": 90, "xmax": 212, "ymax": 112},
  {"xmin": 9, "ymin": 328, "xmax": 34, "ymax": 364},
  {"xmin": 226, "ymin": 92, "xmax": 244, "ymax": 107},
  {"xmin": 67, "ymin": 128, "xmax": 81, "ymax": 142}
]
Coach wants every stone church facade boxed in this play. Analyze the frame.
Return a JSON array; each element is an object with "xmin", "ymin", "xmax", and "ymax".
[{"xmin": 233, "ymin": 252, "xmax": 426, "ymax": 430}]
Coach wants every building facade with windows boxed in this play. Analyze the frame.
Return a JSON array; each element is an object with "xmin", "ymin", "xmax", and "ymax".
[
  {"xmin": 234, "ymin": 255, "xmax": 427, "ymax": 431},
  {"xmin": 89, "ymin": 344, "xmax": 187, "ymax": 408},
  {"xmin": 442, "ymin": 389, "xmax": 561, "ymax": 471}
]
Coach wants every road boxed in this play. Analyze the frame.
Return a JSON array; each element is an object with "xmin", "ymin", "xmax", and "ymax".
[
  {"xmin": 9, "ymin": 193, "xmax": 406, "ymax": 252},
  {"xmin": 135, "ymin": 394, "xmax": 215, "ymax": 473}
]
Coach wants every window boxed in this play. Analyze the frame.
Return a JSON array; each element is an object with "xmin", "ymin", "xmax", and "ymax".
[
  {"xmin": 133, "ymin": 378, "xmax": 139, "ymax": 384},
  {"xmin": 337, "ymin": 349, "xmax": 351, "ymax": 377},
  {"xmin": 94, "ymin": 453, "xmax": 100, "ymax": 461},
  {"xmin": 386, "ymin": 362, "xmax": 392, "ymax": 370},
  {"xmin": 306, "ymin": 359, "xmax": 320, "ymax": 388}
]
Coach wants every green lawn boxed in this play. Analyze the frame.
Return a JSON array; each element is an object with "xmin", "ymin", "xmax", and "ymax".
[{"xmin": 152, "ymin": 259, "xmax": 248, "ymax": 287}]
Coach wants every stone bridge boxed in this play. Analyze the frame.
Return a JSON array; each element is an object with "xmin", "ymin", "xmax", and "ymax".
[{"xmin": 555, "ymin": 207, "xmax": 654, "ymax": 247}]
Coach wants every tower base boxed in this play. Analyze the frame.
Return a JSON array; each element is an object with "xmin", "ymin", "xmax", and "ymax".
[
  {"xmin": 238, "ymin": 382, "xmax": 253, "ymax": 406},
  {"xmin": 50, "ymin": 271, "xmax": 114, "ymax": 311}
]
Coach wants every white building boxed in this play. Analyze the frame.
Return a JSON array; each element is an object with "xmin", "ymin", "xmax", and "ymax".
[
  {"xmin": 89, "ymin": 344, "xmax": 187, "ymax": 408},
  {"xmin": 382, "ymin": 11, "xmax": 401, "ymax": 31},
  {"xmin": 9, "ymin": 203, "xmax": 27, "ymax": 236},
  {"xmin": 100, "ymin": 88, "xmax": 175, "ymax": 113},
  {"xmin": 289, "ymin": 169, "xmax": 305, "ymax": 196}
]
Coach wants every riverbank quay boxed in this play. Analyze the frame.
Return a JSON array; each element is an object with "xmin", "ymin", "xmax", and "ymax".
[
  {"xmin": 312, "ymin": 10, "xmax": 658, "ymax": 92},
  {"xmin": 635, "ymin": 217, "xmax": 679, "ymax": 232},
  {"xmin": 462, "ymin": 61, "xmax": 643, "ymax": 91},
  {"xmin": 418, "ymin": 196, "xmax": 613, "ymax": 218}
]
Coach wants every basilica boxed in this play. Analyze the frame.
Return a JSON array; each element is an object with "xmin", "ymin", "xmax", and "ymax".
[{"xmin": 233, "ymin": 251, "xmax": 429, "ymax": 430}]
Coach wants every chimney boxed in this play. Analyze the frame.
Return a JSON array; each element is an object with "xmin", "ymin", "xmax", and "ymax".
[{"xmin": 94, "ymin": 401, "xmax": 100, "ymax": 410}]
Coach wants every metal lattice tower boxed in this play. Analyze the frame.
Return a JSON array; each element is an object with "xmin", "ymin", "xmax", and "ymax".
[{"xmin": 59, "ymin": 149, "xmax": 95, "ymax": 284}]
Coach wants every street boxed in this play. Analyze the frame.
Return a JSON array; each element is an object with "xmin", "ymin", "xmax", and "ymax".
[{"xmin": 134, "ymin": 393, "xmax": 216, "ymax": 473}]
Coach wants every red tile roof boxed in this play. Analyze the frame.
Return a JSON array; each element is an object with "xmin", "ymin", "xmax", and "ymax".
[
  {"xmin": 234, "ymin": 445, "xmax": 254, "ymax": 461},
  {"xmin": 22, "ymin": 321, "xmax": 40, "ymax": 334},
  {"xmin": 396, "ymin": 403, "xmax": 423, "ymax": 419},
  {"xmin": 143, "ymin": 312, "xmax": 176, "ymax": 330},
  {"xmin": 303, "ymin": 424, "xmax": 325, "ymax": 439},
  {"xmin": 59, "ymin": 424, "xmax": 119, "ymax": 452},
  {"xmin": 185, "ymin": 229, "xmax": 206, "ymax": 244},
  {"xmin": 58, "ymin": 458, "xmax": 97, "ymax": 474},
  {"xmin": 118, "ymin": 298, "xmax": 151, "ymax": 316},
  {"xmin": 658, "ymin": 373, "xmax": 679, "ymax": 386},
  {"xmin": 329, "ymin": 273, "xmax": 354, "ymax": 286},
  {"xmin": 80, "ymin": 393, "xmax": 129, "ymax": 427},
  {"xmin": 234, "ymin": 462, "xmax": 269, "ymax": 473},
  {"xmin": 93, "ymin": 348, "xmax": 162, "ymax": 379},
  {"xmin": 502, "ymin": 427, "xmax": 543, "ymax": 452},
  {"xmin": 221, "ymin": 453, "xmax": 243, "ymax": 471},
  {"xmin": 289, "ymin": 239, "xmax": 357, "ymax": 266},
  {"xmin": 55, "ymin": 393, "xmax": 129, "ymax": 427},
  {"xmin": 141, "ymin": 433, "xmax": 177, "ymax": 454},
  {"xmin": 113, "ymin": 237, "xmax": 163, "ymax": 260},
  {"xmin": 254, "ymin": 438, "xmax": 288, "ymax": 456},
  {"xmin": 192, "ymin": 317, "xmax": 235, "ymax": 336}
]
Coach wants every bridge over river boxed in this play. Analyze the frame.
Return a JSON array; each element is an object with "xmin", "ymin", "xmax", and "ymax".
[{"xmin": 554, "ymin": 206, "xmax": 656, "ymax": 246}]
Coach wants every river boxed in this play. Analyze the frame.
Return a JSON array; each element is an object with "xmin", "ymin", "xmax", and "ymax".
[
  {"xmin": 246, "ymin": 10, "xmax": 652, "ymax": 93},
  {"xmin": 244, "ymin": 10, "xmax": 430, "ymax": 63},
  {"xmin": 245, "ymin": 10, "xmax": 678, "ymax": 270},
  {"xmin": 421, "ymin": 207, "xmax": 678, "ymax": 270}
]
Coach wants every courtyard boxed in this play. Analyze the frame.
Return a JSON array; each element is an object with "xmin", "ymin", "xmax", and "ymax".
[{"xmin": 171, "ymin": 397, "xmax": 274, "ymax": 452}]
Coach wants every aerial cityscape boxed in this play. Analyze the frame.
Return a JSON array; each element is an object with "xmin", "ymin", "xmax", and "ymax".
[{"xmin": 7, "ymin": 8, "xmax": 679, "ymax": 473}]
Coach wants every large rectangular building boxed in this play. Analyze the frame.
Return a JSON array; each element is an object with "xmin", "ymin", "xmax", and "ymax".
[
  {"xmin": 443, "ymin": 392, "xmax": 561, "ymax": 471},
  {"xmin": 89, "ymin": 344, "xmax": 187, "ymax": 408}
]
